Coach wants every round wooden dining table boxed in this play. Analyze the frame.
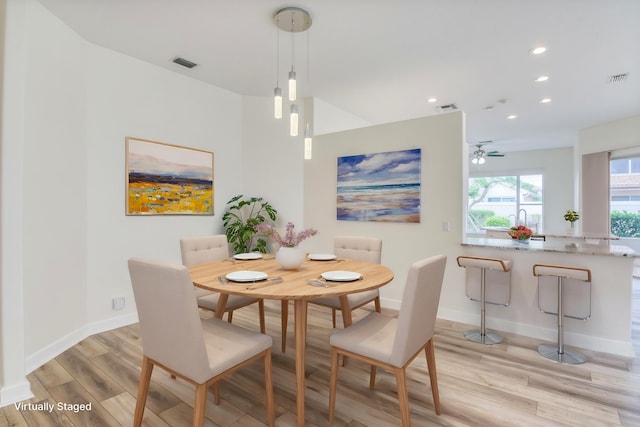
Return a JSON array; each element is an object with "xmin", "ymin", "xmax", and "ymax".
[{"xmin": 188, "ymin": 255, "xmax": 394, "ymax": 427}]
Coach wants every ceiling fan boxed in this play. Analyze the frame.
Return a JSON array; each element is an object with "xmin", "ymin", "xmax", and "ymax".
[{"xmin": 470, "ymin": 141, "xmax": 504, "ymax": 164}]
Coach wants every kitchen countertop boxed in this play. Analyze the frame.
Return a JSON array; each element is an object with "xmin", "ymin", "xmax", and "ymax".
[{"xmin": 462, "ymin": 237, "xmax": 638, "ymax": 257}]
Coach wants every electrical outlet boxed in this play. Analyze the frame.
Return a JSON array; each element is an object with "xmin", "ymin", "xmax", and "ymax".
[{"xmin": 112, "ymin": 297, "xmax": 125, "ymax": 310}]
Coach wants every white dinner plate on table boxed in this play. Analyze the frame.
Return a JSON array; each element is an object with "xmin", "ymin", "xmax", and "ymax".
[
  {"xmin": 321, "ymin": 271, "xmax": 361, "ymax": 282},
  {"xmin": 308, "ymin": 253, "xmax": 337, "ymax": 261},
  {"xmin": 233, "ymin": 252, "xmax": 263, "ymax": 260},
  {"xmin": 226, "ymin": 271, "xmax": 268, "ymax": 282}
]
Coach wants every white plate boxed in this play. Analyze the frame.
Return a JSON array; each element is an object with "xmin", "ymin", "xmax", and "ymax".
[
  {"xmin": 308, "ymin": 253, "xmax": 337, "ymax": 261},
  {"xmin": 321, "ymin": 270, "xmax": 362, "ymax": 282},
  {"xmin": 226, "ymin": 271, "xmax": 268, "ymax": 282},
  {"xmin": 233, "ymin": 252, "xmax": 263, "ymax": 260}
]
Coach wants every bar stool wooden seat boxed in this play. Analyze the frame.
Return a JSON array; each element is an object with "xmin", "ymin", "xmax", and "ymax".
[
  {"xmin": 533, "ymin": 264, "xmax": 591, "ymax": 364},
  {"xmin": 456, "ymin": 256, "xmax": 512, "ymax": 344}
]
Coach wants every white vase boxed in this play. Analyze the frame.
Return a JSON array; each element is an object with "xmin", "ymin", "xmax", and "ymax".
[{"xmin": 276, "ymin": 246, "xmax": 306, "ymax": 270}]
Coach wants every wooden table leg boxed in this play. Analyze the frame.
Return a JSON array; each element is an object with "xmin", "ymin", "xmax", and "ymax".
[
  {"xmin": 281, "ymin": 300, "xmax": 289, "ymax": 353},
  {"xmin": 338, "ymin": 295, "xmax": 353, "ymax": 327},
  {"xmin": 214, "ymin": 293, "xmax": 228, "ymax": 319},
  {"xmin": 294, "ymin": 299, "xmax": 308, "ymax": 427}
]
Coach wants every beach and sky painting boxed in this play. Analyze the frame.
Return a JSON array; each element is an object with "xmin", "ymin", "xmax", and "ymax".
[
  {"xmin": 337, "ymin": 148, "xmax": 421, "ymax": 222},
  {"xmin": 126, "ymin": 137, "xmax": 213, "ymax": 215}
]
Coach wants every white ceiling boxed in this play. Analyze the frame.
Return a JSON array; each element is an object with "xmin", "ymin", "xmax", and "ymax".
[{"xmin": 37, "ymin": 0, "xmax": 640, "ymax": 153}]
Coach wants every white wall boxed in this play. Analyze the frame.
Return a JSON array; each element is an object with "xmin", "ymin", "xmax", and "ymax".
[
  {"xmin": 240, "ymin": 96, "xmax": 305, "ymax": 228},
  {"xmin": 0, "ymin": 0, "xmax": 32, "ymax": 406},
  {"xmin": 469, "ymin": 147, "xmax": 574, "ymax": 234},
  {"xmin": 1, "ymin": 0, "xmax": 246, "ymax": 382},
  {"xmin": 84, "ymin": 45, "xmax": 244, "ymax": 330},
  {"xmin": 579, "ymin": 114, "xmax": 640, "ymax": 155},
  {"xmin": 21, "ymin": 0, "xmax": 87, "ymax": 359},
  {"xmin": 303, "ymin": 112, "xmax": 465, "ymax": 309}
]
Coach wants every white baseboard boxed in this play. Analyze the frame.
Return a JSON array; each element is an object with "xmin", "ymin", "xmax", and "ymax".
[
  {"xmin": 0, "ymin": 379, "xmax": 33, "ymax": 409},
  {"xmin": 25, "ymin": 312, "xmax": 138, "ymax": 374},
  {"xmin": 437, "ymin": 307, "xmax": 635, "ymax": 357}
]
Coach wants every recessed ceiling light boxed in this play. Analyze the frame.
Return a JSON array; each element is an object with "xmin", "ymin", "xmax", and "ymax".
[
  {"xmin": 507, "ymin": 114, "xmax": 518, "ymax": 119},
  {"xmin": 428, "ymin": 98, "xmax": 437, "ymax": 103},
  {"xmin": 535, "ymin": 75, "xmax": 549, "ymax": 82},
  {"xmin": 540, "ymin": 98, "xmax": 552, "ymax": 103},
  {"xmin": 530, "ymin": 46, "xmax": 547, "ymax": 55}
]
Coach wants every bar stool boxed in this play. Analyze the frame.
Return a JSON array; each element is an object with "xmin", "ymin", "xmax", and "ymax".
[
  {"xmin": 533, "ymin": 264, "xmax": 591, "ymax": 364},
  {"xmin": 456, "ymin": 256, "xmax": 512, "ymax": 344}
]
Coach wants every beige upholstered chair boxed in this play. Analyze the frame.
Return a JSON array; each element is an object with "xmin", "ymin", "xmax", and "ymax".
[
  {"xmin": 180, "ymin": 235, "xmax": 265, "ymax": 333},
  {"xmin": 310, "ymin": 236, "xmax": 383, "ymax": 327},
  {"xmin": 280, "ymin": 236, "xmax": 383, "ymax": 353},
  {"xmin": 328, "ymin": 255, "xmax": 447, "ymax": 426},
  {"xmin": 128, "ymin": 258, "xmax": 274, "ymax": 427}
]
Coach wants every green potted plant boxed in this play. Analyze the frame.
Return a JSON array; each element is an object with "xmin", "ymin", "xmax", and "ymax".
[{"xmin": 222, "ymin": 195, "xmax": 277, "ymax": 254}]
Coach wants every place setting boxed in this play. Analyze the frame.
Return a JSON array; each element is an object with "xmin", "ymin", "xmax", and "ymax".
[
  {"xmin": 307, "ymin": 270, "xmax": 362, "ymax": 287},
  {"xmin": 218, "ymin": 271, "xmax": 283, "ymax": 286}
]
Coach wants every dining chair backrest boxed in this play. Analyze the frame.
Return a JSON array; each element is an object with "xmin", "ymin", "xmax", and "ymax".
[
  {"xmin": 334, "ymin": 236, "xmax": 382, "ymax": 264},
  {"xmin": 128, "ymin": 258, "xmax": 213, "ymax": 384},
  {"xmin": 389, "ymin": 255, "xmax": 447, "ymax": 367},
  {"xmin": 180, "ymin": 235, "xmax": 230, "ymax": 266}
]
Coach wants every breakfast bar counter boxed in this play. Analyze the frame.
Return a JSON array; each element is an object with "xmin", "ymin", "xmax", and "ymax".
[{"xmin": 458, "ymin": 237, "xmax": 637, "ymax": 357}]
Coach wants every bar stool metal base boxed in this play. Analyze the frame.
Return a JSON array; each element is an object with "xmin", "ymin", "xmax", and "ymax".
[
  {"xmin": 464, "ymin": 329, "xmax": 503, "ymax": 345},
  {"xmin": 537, "ymin": 344, "xmax": 586, "ymax": 365}
]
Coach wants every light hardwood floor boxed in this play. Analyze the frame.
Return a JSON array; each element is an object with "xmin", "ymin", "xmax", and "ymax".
[{"xmin": 2, "ymin": 300, "xmax": 639, "ymax": 427}]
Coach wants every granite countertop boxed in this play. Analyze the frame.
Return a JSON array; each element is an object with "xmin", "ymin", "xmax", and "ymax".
[{"xmin": 462, "ymin": 237, "xmax": 638, "ymax": 257}]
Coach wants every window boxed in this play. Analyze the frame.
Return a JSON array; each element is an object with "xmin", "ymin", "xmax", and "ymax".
[
  {"xmin": 611, "ymin": 158, "xmax": 640, "ymax": 174},
  {"xmin": 468, "ymin": 174, "xmax": 543, "ymax": 234},
  {"xmin": 610, "ymin": 155, "xmax": 640, "ymax": 237}
]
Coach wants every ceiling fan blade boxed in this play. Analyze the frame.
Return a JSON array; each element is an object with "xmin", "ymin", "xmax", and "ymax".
[{"xmin": 487, "ymin": 151, "xmax": 504, "ymax": 157}]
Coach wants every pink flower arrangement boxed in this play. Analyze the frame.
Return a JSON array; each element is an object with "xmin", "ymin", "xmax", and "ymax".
[
  {"xmin": 255, "ymin": 222, "xmax": 318, "ymax": 248},
  {"xmin": 508, "ymin": 225, "xmax": 532, "ymax": 240}
]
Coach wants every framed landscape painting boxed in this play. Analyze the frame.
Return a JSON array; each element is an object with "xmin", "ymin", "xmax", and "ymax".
[
  {"xmin": 337, "ymin": 148, "xmax": 421, "ymax": 223},
  {"xmin": 125, "ymin": 137, "xmax": 214, "ymax": 215}
]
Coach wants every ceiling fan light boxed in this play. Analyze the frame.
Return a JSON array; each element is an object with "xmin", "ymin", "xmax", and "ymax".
[
  {"xmin": 478, "ymin": 157, "xmax": 485, "ymax": 164},
  {"xmin": 471, "ymin": 157, "xmax": 478, "ymax": 164}
]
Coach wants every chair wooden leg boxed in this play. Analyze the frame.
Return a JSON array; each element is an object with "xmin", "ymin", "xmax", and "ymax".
[
  {"xmin": 258, "ymin": 299, "xmax": 266, "ymax": 334},
  {"xmin": 328, "ymin": 348, "xmax": 340, "ymax": 426},
  {"xmin": 281, "ymin": 300, "xmax": 288, "ymax": 353},
  {"xmin": 331, "ymin": 308, "xmax": 337, "ymax": 328},
  {"xmin": 394, "ymin": 367, "xmax": 411, "ymax": 427},
  {"xmin": 369, "ymin": 365, "xmax": 377, "ymax": 390},
  {"xmin": 134, "ymin": 356, "xmax": 154, "ymax": 427},
  {"xmin": 213, "ymin": 382, "xmax": 220, "ymax": 405},
  {"xmin": 193, "ymin": 384, "xmax": 208, "ymax": 427},
  {"xmin": 425, "ymin": 338, "xmax": 441, "ymax": 415},
  {"xmin": 227, "ymin": 311, "xmax": 233, "ymax": 324},
  {"xmin": 263, "ymin": 350, "xmax": 275, "ymax": 427}
]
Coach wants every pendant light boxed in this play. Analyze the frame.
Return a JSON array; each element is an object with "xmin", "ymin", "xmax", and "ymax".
[
  {"xmin": 273, "ymin": 20, "xmax": 282, "ymax": 119},
  {"xmin": 304, "ymin": 123, "xmax": 313, "ymax": 159},
  {"xmin": 273, "ymin": 7, "xmax": 311, "ymax": 136},
  {"xmin": 290, "ymin": 104, "xmax": 299, "ymax": 136}
]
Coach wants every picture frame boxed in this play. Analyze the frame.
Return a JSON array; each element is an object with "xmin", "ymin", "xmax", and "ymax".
[
  {"xmin": 125, "ymin": 137, "xmax": 214, "ymax": 215},
  {"xmin": 337, "ymin": 148, "xmax": 421, "ymax": 223}
]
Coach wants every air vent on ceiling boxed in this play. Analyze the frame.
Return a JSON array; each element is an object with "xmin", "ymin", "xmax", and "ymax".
[
  {"xmin": 608, "ymin": 73, "xmax": 628, "ymax": 83},
  {"xmin": 437, "ymin": 103, "xmax": 458, "ymax": 112},
  {"xmin": 172, "ymin": 57, "xmax": 198, "ymax": 69}
]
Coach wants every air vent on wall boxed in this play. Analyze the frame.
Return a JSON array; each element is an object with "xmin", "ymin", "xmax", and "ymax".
[
  {"xmin": 172, "ymin": 57, "xmax": 198, "ymax": 69},
  {"xmin": 437, "ymin": 103, "xmax": 458, "ymax": 112},
  {"xmin": 608, "ymin": 73, "xmax": 628, "ymax": 83}
]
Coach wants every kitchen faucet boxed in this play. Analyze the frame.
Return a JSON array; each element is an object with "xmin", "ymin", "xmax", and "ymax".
[{"xmin": 518, "ymin": 208, "xmax": 527, "ymax": 226}]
